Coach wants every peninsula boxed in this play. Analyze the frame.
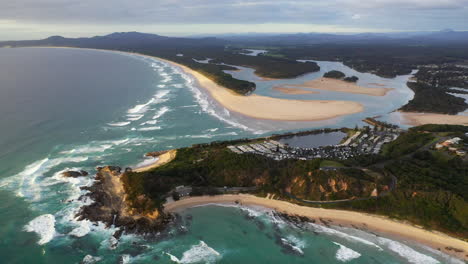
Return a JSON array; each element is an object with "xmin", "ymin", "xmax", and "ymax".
[{"xmin": 76, "ymin": 124, "xmax": 468, "ymax": 261}]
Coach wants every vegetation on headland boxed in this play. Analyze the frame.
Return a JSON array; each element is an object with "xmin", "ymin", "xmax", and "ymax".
[
  {"xmin": 400, "ymin": 81, "xmax": 468, "ymax": 114},
  {"xmin": 122, "ymin": 125, "xmax": 468, "ymax": 238}
]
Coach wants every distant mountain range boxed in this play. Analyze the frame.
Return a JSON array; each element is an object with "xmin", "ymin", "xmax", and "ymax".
[
  {"xmin": 1, "ymin": 30, "xmax": 468, "ymax": 48},
  {"xmin": 0, "ymin": 32, "xmax": 227, "ymax": 49}
]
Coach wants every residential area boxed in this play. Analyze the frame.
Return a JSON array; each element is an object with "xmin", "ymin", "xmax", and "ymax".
[{"xmin": 227, "ymin": 127, "xmax": 401, "ymax": 161}]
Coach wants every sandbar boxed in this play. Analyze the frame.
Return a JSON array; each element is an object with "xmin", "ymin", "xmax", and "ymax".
[
  {"xmin": 164, "ymin": 194, "xmax": 468, "ymax": 261},
  {"xmin": 278, "ymin": 78, "xmax": 393, "ymax": 96},
  {"xmin": 158, "ymin": 59, "xmax": 364, "ymax": 121},
  {"xmin": 273, "ymin": 86, "xmax": 318, "ymax": 95},
  {"xmin": 400, "ymin": 112, "xmax": 468, "ymax": 126}
]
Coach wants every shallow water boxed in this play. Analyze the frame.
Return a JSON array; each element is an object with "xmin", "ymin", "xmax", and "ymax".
[
  {"xmin": 0, "ymin": 47, "xmax": 461, "ymax": 263},
  {"xmin": 226, "ymin": 60, "xmax": 415, "ymax": 128}
]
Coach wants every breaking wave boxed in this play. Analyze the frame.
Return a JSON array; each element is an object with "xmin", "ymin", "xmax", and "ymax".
[
  {"xmin": 166, "ymin": 241, "xmax": 221, "ymax": 264},
  {"xmin": 333, "ymin": 242, "xmax": 361, "ymax": 262},
  {"xmin": 24, "ymin": 214, "xmax": 56, "ymax": 245}
]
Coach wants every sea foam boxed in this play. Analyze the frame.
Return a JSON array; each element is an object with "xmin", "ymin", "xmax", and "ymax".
[
  {"xmin": 308, "ymin": 223, "xmax": 383, "ymax": 250},
  {"xmin": 166, "ymin": 241, "xmax": 221, "ymax": 264},
  {"xmin": 377, "ymin": 237, "xmax": 440, "ymax": 264},
  {"xmin": 333, "ymin": 242, "xmax": 361, "ymax": 262},
  {"xmin": 24, "ymin": 214, "xmax": 56, "ymax": 245}
]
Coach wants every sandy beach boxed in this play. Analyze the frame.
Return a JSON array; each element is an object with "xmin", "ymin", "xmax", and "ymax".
[
  {"xmin": 30, "ymin": 47, "xmax": 364, "ymax": 122},
  {"xmin": 165, "ymin": 194, "xmax": 468, "ymax": 260},
  {"xmin": 276, "ymin": 78, "xmax": 393, "ymax": 96},
  {"xmin": 133, "ymin": 150, "xmax": 177, "ymax": 173},
  {"xmin": 400, "ymin": 112, "xmax": 468, "ymax": 126},
  {"xmin": 157, "ymin": 58, "xmax": 364, "ymax": 121}
]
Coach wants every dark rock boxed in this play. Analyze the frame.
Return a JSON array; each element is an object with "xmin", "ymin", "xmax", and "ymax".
[
  {"xmin": 344, "ymin": 76, "xmax": 359, "ymax": 82},
  {"xmin": 62, "ymin": 170, "xmax": 89, "ymax": 178}
]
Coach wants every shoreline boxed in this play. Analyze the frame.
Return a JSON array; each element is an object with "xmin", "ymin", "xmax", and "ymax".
[
  {"xmin": 399, "ymin": 111, "xmax": 468, "ymax": 126},
  {"xmin": 155, "ymin": 57, "xmax": 365, "ymax": 122},
  {"xmin": 133, "ymin": 150, "xmax": 177, "ymax": 173},
  {"xmin": 28, "ymin": 46, "xmax": 364, "ymax": 122},
  {"xmin": 164, "ymin": 194, "xmax": 468, "ymax": 261}
]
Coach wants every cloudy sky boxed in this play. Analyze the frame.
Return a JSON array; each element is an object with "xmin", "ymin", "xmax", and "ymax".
[{"xmin": 1, "ymin": 0, "xmax": 467, "ymax": 40}]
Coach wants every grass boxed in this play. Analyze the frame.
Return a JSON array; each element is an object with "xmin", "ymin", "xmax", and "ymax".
[{"xmin": 320, "ymin": 160, "xmax": 344, "ymax": 168}]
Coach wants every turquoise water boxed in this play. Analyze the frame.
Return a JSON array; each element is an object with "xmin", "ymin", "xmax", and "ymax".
[
  {"xmin": 226, "ymin": 60, "xmax": 416, "ymax": 128},
  {"xmin": 0, "ymin": 47, "xmax": 462, "ymax": 263}
]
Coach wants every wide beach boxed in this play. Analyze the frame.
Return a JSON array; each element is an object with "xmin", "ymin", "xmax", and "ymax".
[
  {"xmin": 154, "ymin": 57, "xmax": 365, "ymax": 122},
  {"xmin": 400, "ymin": 112, "xmax": 468, "ymax": 126},
  {"xmin": 165, "ymin": 194, "xmax": 468, "ymax": 261},
  {"xmin": 277, "ymin": 77, "xmax": 394, "ymax": 96}
]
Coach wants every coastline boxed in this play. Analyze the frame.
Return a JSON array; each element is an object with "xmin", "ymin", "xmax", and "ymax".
[
  {"xmin": 164, "ymin": 194, "xmax": 468, "ymax": 261},
  {"xmin": 29, "ymin": 46, "xmax": 364, "ymax": 122},
  {"xmin": 133, "ymin": 150, "xmax": 177, "ymax": 173},
  {"xmin": 399, "ymin": 111, "xmax": 468, "ymax": 126},
  {"xmin": 156, "ymin": 57, "xmax": 364, "ymax": 122}
]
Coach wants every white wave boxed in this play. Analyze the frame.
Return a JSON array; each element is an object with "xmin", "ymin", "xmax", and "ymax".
[
  {"xmin": 157, "ymin": 84, "xmax": 166, "ymax": 88},
  {"xmin": 138, "ymin": 126, "xmax": 162, "ymax": 131},
  {"xmin": 120, "ymin": 254, "xmax": 132, "ymax": 264},
  {"xmin": 127, "ymin": 98, "xmax": 156, "ymax": 114},
  {"xmin": 141, "ymin": 120, "xmax": 158, "ymax": 126},
  {"xmin": 170, "ymin": 65, "xmax": 263, "ymax": 134},
  {"xmin": 377, "ymin": 237, "xmax": 440, "ymax": 264},
  {"xmin": 82, "ymin": 255, "xmax": 102, "ymax": 264},
  {"xmin": 60, "ymin": 144, "xmax": 113, "ymax": 155},
  {"xmin": 419, "ymin": 245, "xmax": 465, "ymax": 264},
  {"xmin": 134, "ymin": 157, "xmax": 159, "ymax": 169},
  {"xmin": 204, "ymin": 128, "xmax": 219, "ymax": 133},
  {"xmin": 1, "ymin": 156, "xmax": 89, "ymax": 200},
  {"xmin": 333, "ymin": 242, "xmax": 361, "ymax": 262},
  {"xmin": 180, "ymin": 105, "xmax": 198, "ymax": 108},
  {"xmin": 24, "ymin": 214, "xmax": 56, "ymax": 245},
  {"xmin": 153, "ymin": 106, "xmax": 170, "ymax": 120},
  {"xmin": 281, "ymin": 236, "xmax": 305, "ymax": 255},
  {"xmin": 127, "ymin": 114, "xmax": 144, "ymax": 121},
  {"xmin": 287, "ymin": 235, "xmax": 306, "ymax": 250},
  {"xmin": 167, "ymin": 241, "xmax": 221, "ymax": 264},
  {"xmin": 183, "ymin": 132, "xmax": 238, "ymax": 139},
  {"xmin": 108, "ymin": 121, "xmax": 131, "ymax": 127},
  {"xmin": 155, "ymin": 89, "xmax": 170, "ymax": 99},
  {"xmin": 308, "ymin": 223, "xmax": 383, "ymax": 250},
  {"xmin": 161, "ymin": 77, "xmax": 173, "ymax": 83},
  {"xmin": 68, "ymin": 223, "xmax": 91, "ymax": 238},
  {"xmin": 191, "ymin": 203, "xmax": 268, "ymax": 218}
]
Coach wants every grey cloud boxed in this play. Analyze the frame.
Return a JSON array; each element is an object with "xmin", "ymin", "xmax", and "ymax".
[{"xmin": 0, "ymin": 0, "xmax": 467, "ymax": 30}]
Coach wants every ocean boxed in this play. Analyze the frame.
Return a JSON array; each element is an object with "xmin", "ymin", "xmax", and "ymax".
[{"xmin": 0, "ymin": 47, "xmax": 462, "ymax": 263}]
